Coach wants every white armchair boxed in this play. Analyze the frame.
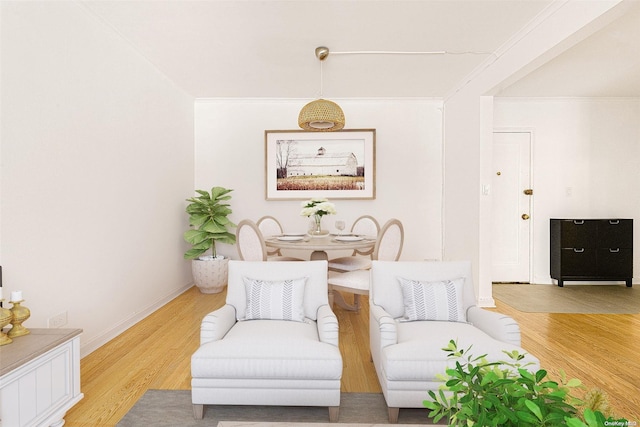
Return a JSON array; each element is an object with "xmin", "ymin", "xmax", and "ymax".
[
  {"xmin": 369, "ymin": 261, "xmax": 539, "ymax": 423},
  {"xmin": 191, "ymin": 260, "xmax": 342, "ymax": 422}
]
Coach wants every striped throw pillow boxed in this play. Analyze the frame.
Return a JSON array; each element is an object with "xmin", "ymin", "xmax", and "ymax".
[
  {"xmin": 397, "ymin": 277, "xmax": 466, "ymax": 322},
  {"xmin": 242, "ymin": 277, "xmax": 307, "ymax": 322}
]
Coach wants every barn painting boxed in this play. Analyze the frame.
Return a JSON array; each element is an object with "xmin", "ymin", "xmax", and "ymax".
[{"xmin": 265, "ymin": 129, "xmax": 375, "ymax": 200}]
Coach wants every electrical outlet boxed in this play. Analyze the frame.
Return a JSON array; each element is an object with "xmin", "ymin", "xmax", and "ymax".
[{"xmin": 48, "ymin": 311, "xmax": 68, "ymax": 328}]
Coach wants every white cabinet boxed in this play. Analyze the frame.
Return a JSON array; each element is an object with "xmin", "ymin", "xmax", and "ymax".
[{"xmin": 0, "ymin": 329, "xmax": 83, "ymax": 427}]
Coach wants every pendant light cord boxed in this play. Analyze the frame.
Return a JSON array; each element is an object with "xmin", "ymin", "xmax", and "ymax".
[
  {"xmin": 313, "ymin": 48, "xmax": 496, "ymax": 99},
  {"xmin": 319, "ymin": 60, "xmax": 324, "ymax": 98},
  {"xmin": 314, "ymin": 49, "xmax": 493, "ymax": 99},
  {"xmin": 330, "ymin": 50, "xmax": 492, "ymax": 56}
]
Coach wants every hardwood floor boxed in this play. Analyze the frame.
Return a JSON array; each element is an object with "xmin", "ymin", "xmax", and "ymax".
[{"xmin": 64, "ymin": 286, "xmax": 640, "ymax": 426}]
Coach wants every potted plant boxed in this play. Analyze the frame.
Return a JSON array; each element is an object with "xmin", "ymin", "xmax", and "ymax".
[
  {"xmin": 423, "ymin": 340, "xmax": 625, "ymax": 427},
  {"xmin": 184, "ymin": 186, "xmax": 237, "ymax": 293}
]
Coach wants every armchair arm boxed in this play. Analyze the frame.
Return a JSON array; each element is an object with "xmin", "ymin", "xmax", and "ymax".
[
  {"xmin": 200, "ymin": 304, "xmax": 237, "ymax": 345},
  {"xmin": 467, "ymin": 306, "xmax": 521, "ymax": 347},
  {"xmin": 370, "ymin": 304, "xmax": 398, "ymax": 350},
  {"xmin": 316, "ymin": 304, "xmax": 339, "ymax": 347}
]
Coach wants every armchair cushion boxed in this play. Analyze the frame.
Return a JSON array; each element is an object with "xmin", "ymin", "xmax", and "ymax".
[
  {"xmin": 381, "ymin": 320, "xmax": 536, "ymax": 382},
  {"xmin": 243, "ymin": 277, "xmax": 306, "ymax": 322},
  {"xmin": 398, "ymin": 277, "xmax": 466, "ymax": 322},
  {"xmin": 192, "ymin": 319, "xmax": 342, "ymax": 380}
]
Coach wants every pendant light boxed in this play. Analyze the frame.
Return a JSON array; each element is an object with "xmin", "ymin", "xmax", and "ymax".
[{"xmin": 298, "ymin": 47, "xmax": 345, "ymax": 132}]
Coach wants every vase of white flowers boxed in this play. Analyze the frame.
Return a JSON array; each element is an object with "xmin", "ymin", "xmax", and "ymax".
[{"xmin": 300, "ymin": 197, "xmax": 336, "ymax": 238}]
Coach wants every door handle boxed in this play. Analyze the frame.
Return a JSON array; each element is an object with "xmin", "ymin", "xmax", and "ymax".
[
  {"xmin": 523, "ymin": 189, "xmax": 533, "ymax": 195},
  {"xmin": 521, "ymin": 214, "xmax": 530, "ymax": 220}
]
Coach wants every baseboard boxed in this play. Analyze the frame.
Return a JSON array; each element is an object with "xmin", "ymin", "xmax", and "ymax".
[{"xmin": 79, "ymin": 283, "xmax": 193, "ymax": 358}]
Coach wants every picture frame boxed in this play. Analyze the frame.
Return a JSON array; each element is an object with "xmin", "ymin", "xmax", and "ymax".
[{"xmin": 265, "ymin": 129, "xmax": 376, "ymax": 200}]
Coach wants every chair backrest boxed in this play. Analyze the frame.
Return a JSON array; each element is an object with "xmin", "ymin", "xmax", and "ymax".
[
  {"xmin": 227, "ymin": 260, "xmax": 329, "ymax": 321},
  {"xmin": 257, "ymin": 216, "xmax": 283, "ymax": 256},
  {"xmin": 257, "ymin": 215, "xmax": 283, "ymax": 236},
  {"xmin": 236, "ymin": 219, "xmax": 267, "ymax": 261},
  {"xmin": 351, "ymin": 215, "xmax": 380, "ymax": 236},
  {"xmin": 370, "ymin": 260, "xmax": 477, "ymax": 319},
  {"xmin": 350, "ymin": 215, "xmax": 380, "ymax": 256},
  {"xmin": 372, "ymin": 218, "xmax": 404, "ymax": 261}
]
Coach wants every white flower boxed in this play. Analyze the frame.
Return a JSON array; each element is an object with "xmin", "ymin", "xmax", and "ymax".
[
  {"xmin": 315, "ymin": 202, "xmax": 336, "ymax": 215},
  {"xmin": 300, "ymin": 198, "xmax": 336, "ymax": 217},
  {"xmin": 300, "ymin": 207, "xmax": 317, "ymax": 217}
]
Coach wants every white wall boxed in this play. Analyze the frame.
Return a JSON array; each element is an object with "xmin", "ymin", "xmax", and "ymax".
[
  {"xmin": 194, "ymin": 99, "xmax": 443, "ymax": 262},
  {"xmin": 0, "ymin": 2, "xmax": 195, "ymax": 355},
  {"xmin": 494, "ymin": 98, "xmax": 640, "ymax": 284}
]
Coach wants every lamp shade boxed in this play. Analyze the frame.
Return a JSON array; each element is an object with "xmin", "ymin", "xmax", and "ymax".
[{"xmin": 298, "ymin": 99, "xmax": 345, "ymax": 131}]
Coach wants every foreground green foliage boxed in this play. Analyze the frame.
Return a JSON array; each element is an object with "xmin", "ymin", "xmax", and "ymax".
[
  {"xmin": 184, "ymin": 187, "xmax": 236, "ymax": 259},
  {"xmin": 423, "ymin": 340, "xmax": 626, "ymax": 427}
]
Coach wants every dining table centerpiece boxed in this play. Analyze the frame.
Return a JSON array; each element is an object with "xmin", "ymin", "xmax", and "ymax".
[{"xmin": 300, "ymin": 197, "xmax": 336, "ymax": 237}]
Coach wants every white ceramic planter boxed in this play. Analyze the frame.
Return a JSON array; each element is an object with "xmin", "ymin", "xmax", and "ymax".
[{"xmin": 191, "ymin": 256, "xmax": 229, "ymax": 294}]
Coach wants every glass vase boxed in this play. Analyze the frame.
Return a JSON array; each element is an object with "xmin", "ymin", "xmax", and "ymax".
[{"xmin": 309, "ymin": 214, "xmax": 329, "ymax": 238}]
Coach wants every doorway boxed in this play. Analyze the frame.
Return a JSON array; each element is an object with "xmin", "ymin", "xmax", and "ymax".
[{"xmin": 491, "ymin": 131, "xmax": 533, "ymax": 283}]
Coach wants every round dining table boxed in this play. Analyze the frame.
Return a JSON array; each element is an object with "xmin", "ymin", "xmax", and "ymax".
[
  {"xmin": 265, "ymin": 234, "xmax": 376, "ymax": 311},
  {"xmin": 264, "ymin": 234, "xmax": 376, "ymax": 261}
]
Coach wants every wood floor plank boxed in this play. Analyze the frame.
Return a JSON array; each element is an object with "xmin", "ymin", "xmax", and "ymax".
[
  {"xmin": 64, "ymin": 286, "xmax": 640, "ymax": 426},
  {"xmin": 491, "ymin": 300, "xmax": 640, "ymax": 420}
]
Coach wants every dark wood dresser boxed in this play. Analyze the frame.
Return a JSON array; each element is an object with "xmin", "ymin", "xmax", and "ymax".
[{"xmin": 550, "ymin": 218, "xmax": 633, "ymax": 287}]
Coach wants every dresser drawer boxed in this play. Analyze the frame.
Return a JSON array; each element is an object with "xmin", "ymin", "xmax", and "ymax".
[
  {"xmin": 558, "ymin": 220, "xmax": 598, "ymax": 248},
  {"xmin": 560, "ymin": 248, "xmax": 597, "ymax": 277},
  {"xmin": 597, "ymin": 219, "xmax": 633, "ymax": 248},
  {"xmin": 597, "ymin": 248, "xmax": 633, "ymax": 277}
]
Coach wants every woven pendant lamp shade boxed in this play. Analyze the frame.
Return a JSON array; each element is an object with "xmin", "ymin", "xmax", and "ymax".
[{"xmin": 298, "ymin": 99, "xmax": 345, "ymax": 132}]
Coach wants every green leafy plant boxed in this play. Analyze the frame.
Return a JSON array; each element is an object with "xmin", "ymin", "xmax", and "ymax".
[
  {"xmin": 423, "ymin": 340, "xmax": 625, "ymax": 427},
  {"xmin": 183, "ymin": 186, "xmax": 236, "ymax": 259}
]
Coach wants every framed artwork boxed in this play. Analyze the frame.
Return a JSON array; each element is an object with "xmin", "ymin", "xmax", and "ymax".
[{"xmin": 265, "ymin": 129, "xmax": 376, "ymax": 200}]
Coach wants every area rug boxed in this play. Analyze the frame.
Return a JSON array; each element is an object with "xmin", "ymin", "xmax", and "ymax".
[
  {"xmin": 116, "ymin": 390, "xmax": 441, "ymax": 426},
  {"xmin": 493, "ymin": 283, "xmax": 640, "ymax": 314}
]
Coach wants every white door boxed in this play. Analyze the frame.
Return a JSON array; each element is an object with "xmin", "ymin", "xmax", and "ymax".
[{"xmin": 491, "ymin": 131, "xmax": 532, "ymax": 282}]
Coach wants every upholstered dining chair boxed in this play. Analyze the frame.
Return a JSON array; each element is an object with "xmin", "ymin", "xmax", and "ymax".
[
  {"xmin": 257, "ymin": 215, "xmax": 285, "ymax": 256},
  {"xmin": 327, "ymin": 218, "xmax": 404, "ymax": 312},
  {"xmin": 236, "ymin": 219, "xmax": 303, "ymax": 261},
  {"xmin": 328, "ymin": 215, "xmax": 381, "ymax": 272}
]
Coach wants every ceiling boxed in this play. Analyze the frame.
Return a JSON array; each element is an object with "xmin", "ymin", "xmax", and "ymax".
[
  {"xmin": 497, "ymin": 0, "xmax": 640, "ymax": 97},
  {"xmin": 80, "ymin": 0, "xmax": 640, "ymax": 99}
]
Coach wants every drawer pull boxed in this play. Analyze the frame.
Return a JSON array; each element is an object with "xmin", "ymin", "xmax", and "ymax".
[
  {"xmin": 609, "ymin": 248, "xmax": 620, "ymax": 253},
  {"xmin": 573, "ymin": 220, "xmax": 585, "ymax": 225},
  {"xmin": 609, "ymin": 220, "xmax": 620, "ymax": 225},
  {"xmin": 573, "ymin": 248, "xmax": 585, "ymax": 253}
]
